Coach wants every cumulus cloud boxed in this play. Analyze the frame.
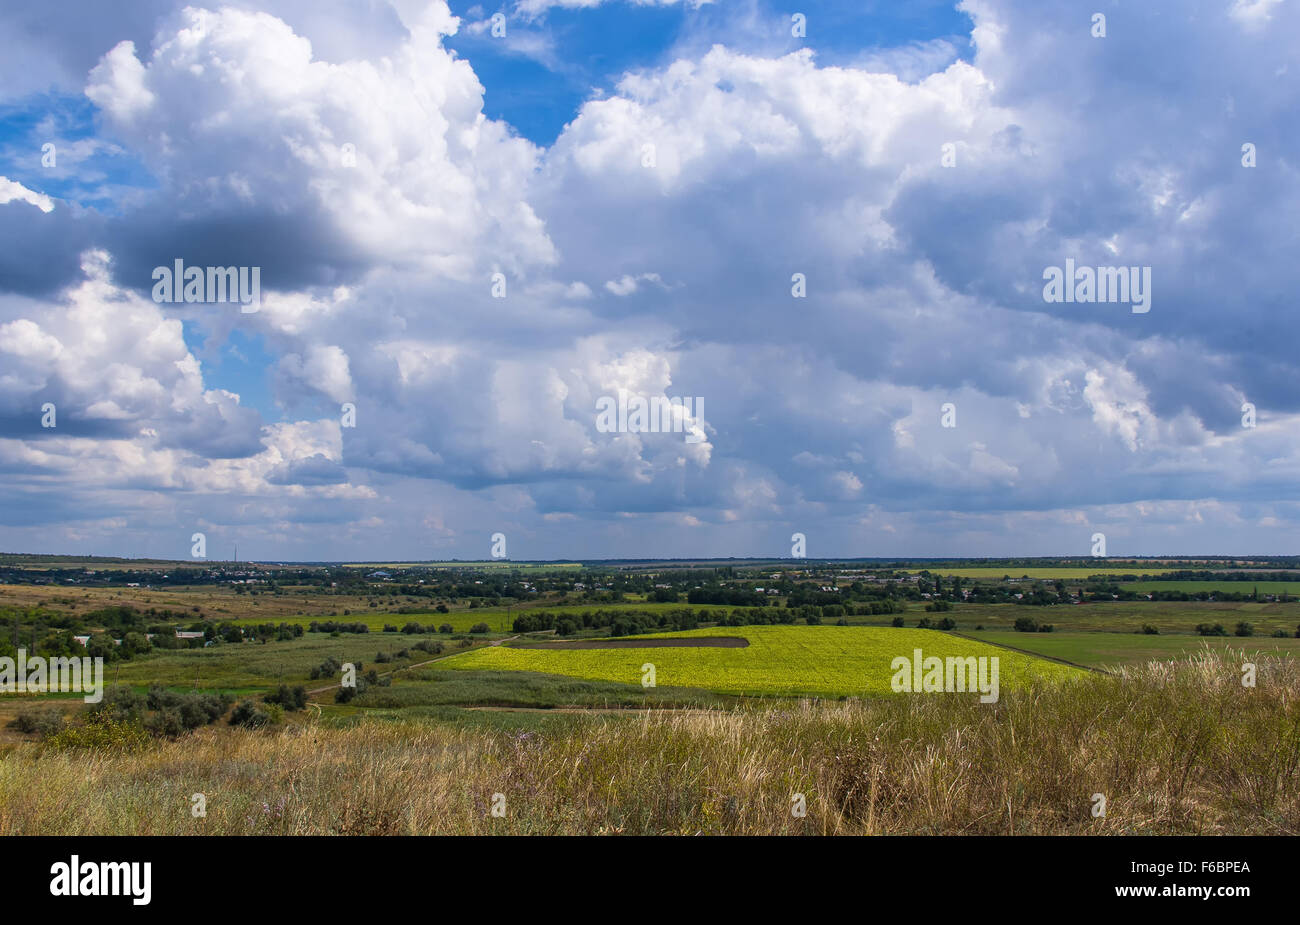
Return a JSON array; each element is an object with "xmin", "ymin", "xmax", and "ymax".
[{"xmin": 2, "ymin": 0, "xmax": 1299, "ymax": 558}]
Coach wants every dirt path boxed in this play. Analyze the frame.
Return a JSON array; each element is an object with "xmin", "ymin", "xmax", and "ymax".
[
  {"xmin": 305, "ymin": 637, "xmax": 516, "ymax": 696},
  {"xmin": 949, "ymin": 631, "xmax": 1111, "ymax": 675}
]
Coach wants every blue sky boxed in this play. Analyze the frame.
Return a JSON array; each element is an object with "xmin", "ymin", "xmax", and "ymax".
[{"xmin": 1, "ymin": 0, "xmax": 1298, "ymax": 561}]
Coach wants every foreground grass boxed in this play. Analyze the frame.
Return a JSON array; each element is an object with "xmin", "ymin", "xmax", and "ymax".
[{"xmin": 2, "ymin": 650, "xmax": 1293, "ymax": 835}]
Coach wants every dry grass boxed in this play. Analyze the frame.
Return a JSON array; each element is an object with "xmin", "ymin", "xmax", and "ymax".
[{"xmin": 0, "ymin": 649, "xmax": 1296, "ymax": 835}]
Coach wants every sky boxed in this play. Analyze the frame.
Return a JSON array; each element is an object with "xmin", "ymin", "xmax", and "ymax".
[{"xmin": 0, "ymin": 0, "xmax": 1298, "ymax": 562}]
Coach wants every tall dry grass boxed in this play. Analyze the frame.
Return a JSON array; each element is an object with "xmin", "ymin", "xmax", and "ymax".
[{"xmin": 1, "ymin": 649, "xmax": 1296, "ymax": 835}]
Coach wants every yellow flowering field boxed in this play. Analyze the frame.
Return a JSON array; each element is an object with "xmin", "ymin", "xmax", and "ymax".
[{"xmin": 436, "ymin": 625, "xmax": 1079, "ymax": 698}]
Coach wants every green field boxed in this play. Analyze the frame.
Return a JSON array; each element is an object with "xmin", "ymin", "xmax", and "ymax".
[
  {"xmin": 934, "ymin": 567, "xmax": 1164, "ymax": 579},
  {"xmin": 946, "ymin": 601, "xmax": 1300, "ymax": 636},
  {"xmin": 974, "ymin": 630, "xmax": 1300, "ymax": 670},
  {"xmin": 1119, "ymin": 580, "xmax": 1300, "ymax": 596},
  {"xmin": 103, "ymin": 633, "xmax": 472, "ymax": 691},
  {"xmin": 341, "ymin": 561, "xmax": 582, "ymax": 570},
  {"xmin": 230, "ymin": 601, "xmax": 739, "ymax": 634},
  {"xmin": 436, "ymin": 624, "xmax": 1078, "ymax": 698},
  {"xmin": 231, "ymin": 611, "xmax": 502, "ymax": 633}
]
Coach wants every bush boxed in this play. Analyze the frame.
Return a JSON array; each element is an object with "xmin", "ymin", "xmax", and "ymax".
[
  {"xmin": 1140, "ymin": 624, "xmax": 1160, "ymax": 635},
  {"xmin": 469, "ymin": 622, "xmax": 490, "ymax": 634},
  {"xmin": 309, "ymin": 656, "xmax": 343, "ymax": 680},
  {"xmin": 141, "ymin": 687, "xmax": 231, "ymax": 736},
  {"xmin": 890, "ymin": 616, "xmax": 904, "ymax": 628},
  {"xmin": 334, "ymin": 675, "xmax": 370, "ymax": 703},
  {"xmin": 1196, "ymin": 623, "xmax": 1228, "ymax": 637},
  {"xmin": 229, "ymin": 699, "xmax": 278, "ymax": 728},
  {"xmin": 1234, "ymin": 621, "xmax": 1254, "ymax": 637},
  {"xmin": 264, "ymin": 684, "xmax": 308, "ymax": 711},
  {"xmin": 439, "ymin": 623, "xmax": 454, "ymax": 634},
  {"xmin": 46, "ymin": 713, "xmax": 149, "ymax": 752},
  {"xmin": 1013, "ymin": 616, "xmax": 1039, "ymax": 633},
  {"xmin": 7, "ymin": 705, "xmax": 65, "ymax": 737},
  {"xmin": 87, "ymin": 685, "xmax": 146, "ymax": 724}
]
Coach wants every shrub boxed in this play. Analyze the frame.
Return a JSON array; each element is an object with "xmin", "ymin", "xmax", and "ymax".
[
  {"xmin": 46, "ymin": 713, "xmax": 149, "ymax": 752},
  {"xmin": 1140, "ymin": 624, "xmax": 1159, "ymax": 635},
  {"xmin": 334, "ymin": 675, "xmax": 370, "ymax": 703},
  {"xmin": 439, "ymin": 623, "xmax": 453, "ymax": 634},
  {"xmin": 141, "ymin": 687, "xmax": 231, "ymax": 736},
  {"xmin": 229, "ymin": 700, "xmax": 277, "ymax": 728},
  {"xmin": 890, "ymin": 616, "xmax": 904, "ymax": 628},
  {"xmin": 264, "ymin": 684, "xmax": 308, "ymax": 711},
  {"xmin": 309, "ymin": 656, "xmax": 343, "ymax": 680},
  {"xmin": 8, "ymin": 705, "xmax": 65, "ymax": 737},
  {"xmin": 1196, "ymin": 623, "xmax": 1228, "ymax": 637},
  {"xmin": 1234, "ymin": 621, "xmax": 1254, "ymax": 637},
  {"xmin": 469, "ymin": 622, "xmax": 490, "ymax": 634},
  {"xmin": 1013, "ymin": 616, "xmax": 1039, "ymax": 633},
  {"xmin": 87, "ymin": 685, "xmax": 146, "ymax": 724}
]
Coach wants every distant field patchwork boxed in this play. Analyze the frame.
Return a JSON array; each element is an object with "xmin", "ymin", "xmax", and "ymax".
[
  {"xmin": 934, "ymin": 567, "xmax": 1166, "ymax": 579},
  {"xmin": 1119, "ymin": 580, "xmax": 1300, "ymax": 595}
]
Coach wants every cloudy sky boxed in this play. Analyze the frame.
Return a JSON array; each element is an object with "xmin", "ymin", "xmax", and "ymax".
[{"xmin": 0, "ymin": 0, "xmax": 1297, "ymax": 561}]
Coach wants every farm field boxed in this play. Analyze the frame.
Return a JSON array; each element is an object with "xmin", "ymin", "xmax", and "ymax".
[
  {"xmin": 229, "ymin": 600, "xmax": 740, "ymax": 633},
  {"xmin": 1118, "ymin": 580, "xmax": 1300, "ymax": 595},
  {"xmin": 436, "ymin": 624, "xmax": 1078, "ymax": 698},
  {"xmin": 107, "ymin": 632, "xmax": 478, "ymax": 691},
  {"xmin": 971, "ymin": 631, "xmax": 1300, "ymax": 670},
  {"xmin": 0, "ymin": 583, "xmax": 444, "ymax": 621},
  {"xmin": 946, "ymin": 601, "xmax": 1300, "ymax": 636},
  {"xmin": 933, "ymin": 566, "xmax": 1167, "ymax": 579},
  {"xmin": 341, "ymin": 562, "xmax": 583, "ymax": 571}
]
